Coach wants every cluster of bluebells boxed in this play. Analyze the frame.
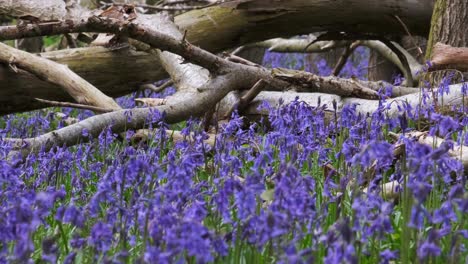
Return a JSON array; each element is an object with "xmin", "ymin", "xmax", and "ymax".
[{"xmin": 0, "ymin": 49, "xmax": 466, "ymax": 263}]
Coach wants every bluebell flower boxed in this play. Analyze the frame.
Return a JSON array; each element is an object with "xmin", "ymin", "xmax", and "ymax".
[{"xmin": 90, "ymin": 222, "xmax": 113, "ymax": 253}]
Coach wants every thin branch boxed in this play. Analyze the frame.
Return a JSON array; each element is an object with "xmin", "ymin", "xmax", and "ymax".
[
  {"xmin": 393, "ymin": 15, "xmax": 424, "ymax": 58},
  {"xmin": 105, "ymin": 1, "xmax": 220, "ymax": 11},
  {"xmin": 225, "ymin": 54, "xmax": 261, "ymax": 67},
  {"xmin": 140, "ymin": 80, "xmax": 174, "ymax": 93},
  {"xmin": 272, "ymin": 68, "xmax": 380, "ymax": 99},
  {"xmin": 160, "ymin": 0, "xmax": 212, "ymax": 6},
  {"xmin": 224, "ymin": 79, "xmax": 267, "ymax": 119},
  {"xmin": 332, "ymin": 41, "xmax": 360, "ymax": 76},
  {"xmin": 371, "ymin": 37, "xmax": 414, "ymax": 86},
  {"xmin": 249, "ymin": 37, "xmax": 423, "ymax": 84},
  {"xmin": 34, "ymin": 98, "xmax": 114, "ymax": 113}
]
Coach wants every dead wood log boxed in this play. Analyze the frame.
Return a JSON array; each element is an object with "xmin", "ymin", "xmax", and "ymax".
[
  {"xmin": 0, "ymin": 46, "xmax": 162, "ymax": 114},
  {"xmin": 0, "ymin": 42, "xmax": 121, "ymax": 110},
  {"xmin": 405, "ymin": 131, "xmax": 468, "ymax": 171},
  {"xmin": 0, "ymin": 0, "xmax": 435, "ymax": 114},
  {"xmin": 364, "ymin": 130, "xmax": 468, "ymax": 199},
  {"xmin": 7, "ymin": 80, "xmax": 467, "ymax": 158},
  {"xmin": 217, "ymin": 82, "xmax": 468, "ymax": 120},
  {"xmin": 429, "ymin": 43, "xmax": 468, "ymax": 72}
]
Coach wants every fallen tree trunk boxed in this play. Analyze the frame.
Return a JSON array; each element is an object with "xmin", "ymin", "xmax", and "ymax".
[
  {"xmin": 7, "ymin": 81, "xmax": 467, "ymax": 158},
  {"xmin": 218, "ymin": 82, "xmax": 468, "ymax": 120},
  {"xmin": 0, "ymin": 47, "xmax": 162, "ymax": 114},
  {"xmin": 429, "ymin": 43, "xmax": 468, "ymax": 71},
  {"xmin": 0, "ymin": 0, "xmax": 434, "ymax": 114},
  {"xmin": 0, "ymin": 42, "xmax": 121, "ymax": 110}
]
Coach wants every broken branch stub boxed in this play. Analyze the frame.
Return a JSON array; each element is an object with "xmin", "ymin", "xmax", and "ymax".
[{"xmin": 429, "ymin": 43, "xmax": 468, "ymax": 72}]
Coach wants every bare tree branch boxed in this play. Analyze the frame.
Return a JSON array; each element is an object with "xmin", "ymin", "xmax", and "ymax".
[
  {"xmin": 105, "ymin": 1, "xmax": 220, "ymax": 11},
  {"xmin": 429, "ymin": 42, "xmax": 468, "ymax": 71},
  {"xmin": 0, "ymin": 0, "xmax": 436, "ymax": 114},
  {"xmin": 0, "ymin": 46, "xmax": 162, "ymax": 115},
  {"xmin": 34, "ymin": 98, "xmax": 114, "ymax": 113},
  {"xmin": 272, "ymin": 68, "xmax": 380, "ymax": 99},
  {"xmin": 140, "ymin": 80, "xmax": 174, "ymax": 93},
  {"xmin": 0, "ymin": 42, "xmax": 121, "ymax": 110},
  {"xmin": 250, "ymin": 38, "xmax": 424, "ymax": 85},
  {"xmin": 218, "ymin": 82, "xmax": 467, "ymax": 121},
  {"xmin": 332, "ymin": 41, "xmax": 360, "ymax": 76},
  {"xmin": 224, "ymin": 79, "xmax": 266, "ymax": 119}
]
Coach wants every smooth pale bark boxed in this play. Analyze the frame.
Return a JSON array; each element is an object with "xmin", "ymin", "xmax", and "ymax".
[
  {"xmin": 8, "ymin": 81, "xmax": 466, "ymax": 158},
  {"xmin": 406, "ymin": 131, "xmax": 468, "ymax": 172},
  {"xmin": 0, "ymin": 0, "xmax": 434, "ymax": 114},
  {"xmin": 218, "ymin": 82, "xmax": 467, "ymax": 119},
  {"xmin": 0, "ymin": 0, "xmax": 66, "ymax": 20},
  {"xmin": 0, "ymin": 47, "xmax": 162, "ymax": 114},
  {"xmin": 0, "ymin": 42, "xmax": 121, "ymax": 110},
  {"xmin": 144, "ymin": 14, "xmax": 211, "ymax": 92}
]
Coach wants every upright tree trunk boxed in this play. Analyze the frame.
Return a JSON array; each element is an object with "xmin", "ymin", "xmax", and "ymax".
[
  {"xmin": 368, "ymin": 50, "xmax": 399, "ymax": 83},
  {"xmin": 425, "ymin": 0, "xmax": 468, "ymax": 85}
]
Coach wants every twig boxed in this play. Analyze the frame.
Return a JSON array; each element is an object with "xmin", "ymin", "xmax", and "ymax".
[
  {"xmin": 230, "ymin": 46, "xmax": 245, "ymax": 56},
  {"xmin": 226, "ymin": 54, "xmax": 260, "ymax": 67},
  {"xmin": 332, "ymin": 41, "xmax": 360, "ymax": 76},
  {"xmin": 393, "ymin": 15, "xmax": 424, "ymax": 58},
  {"xmin": 378, "ymin": 38, "xmax": 414, "ymax": 86},
  {"xmin": 181, "ymin": 29, "xmax": 188, "ymax": 43},
  {"xmin": 34, "ymin": 98, "xmax": 114, "ymax": 113},
  {"xmin": 140, "ymin": 80, "xmax": 174, "ymax": 93},
  {"xmin": 160, "ymin": 0, "xmax": 212, "ymax": 6},
  {"xmin": 224, "ymin": 79, "xmax": 266, "ymax": 119},
  {"xmin": 106, "ymin": 1, "xmax": 220, "ymax": 12}
]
